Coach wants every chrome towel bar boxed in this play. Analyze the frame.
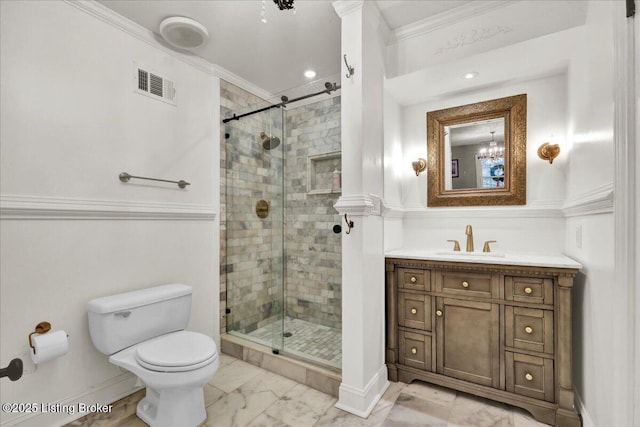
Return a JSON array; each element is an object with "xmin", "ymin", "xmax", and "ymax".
[{"xmin": 119, "ymin": 172, "xmax": 190, "ymax": 189}]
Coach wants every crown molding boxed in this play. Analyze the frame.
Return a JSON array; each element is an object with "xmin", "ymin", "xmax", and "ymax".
[
  {"xmin": 0, "ymin": 194, "xmax": 216, "ymax": 221},
  {"xmin": 332, "ymin": 1, "xmax": 364, "ymax": 19},
  {"xmin": 390, "ymin": 1, "xmax": 511, "ymax": 45}
]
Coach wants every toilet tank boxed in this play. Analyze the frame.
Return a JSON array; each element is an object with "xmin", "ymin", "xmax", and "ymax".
[{"xmin": 88, "ymin": 284, "xmax": 192, "ymax": 355}]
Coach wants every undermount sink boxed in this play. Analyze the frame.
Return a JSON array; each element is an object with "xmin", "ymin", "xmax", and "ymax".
[{"xmin": 435, "ymin": 250, "xmax": 506, "ymax": 258}]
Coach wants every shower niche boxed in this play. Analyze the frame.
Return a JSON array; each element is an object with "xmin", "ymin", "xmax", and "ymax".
[
  {"xmin": 307, "ymin": 151, "xmax": 341, "ymax": 195},
  {"xmin": 221, "ymin": 79, "xmax": 342, "ymax": 370}
]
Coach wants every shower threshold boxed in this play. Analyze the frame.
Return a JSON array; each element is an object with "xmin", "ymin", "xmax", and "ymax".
[{"xmin": 221, "ymin": 333, "xmax": 341, "ymax": 397}]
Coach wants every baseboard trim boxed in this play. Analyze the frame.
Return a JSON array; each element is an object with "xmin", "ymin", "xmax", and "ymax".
[
  {"xmin": 335, "ymin": 365, "xmax": 390, "ymax": 418},
  {"xmin": 574, "ymin": 390, "xmax": 596, "ymax": 427}
]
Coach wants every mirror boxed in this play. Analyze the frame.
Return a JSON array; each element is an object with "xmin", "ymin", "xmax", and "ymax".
[{"xmin": 427, "ymin": 94, "xmax": 527, "ymax": 206}]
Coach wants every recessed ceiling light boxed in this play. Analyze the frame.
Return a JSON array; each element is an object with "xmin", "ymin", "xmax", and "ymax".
[
  {"xmin": 304, "ymin": 70, "xmax": 317, "ymax": 79},
  {"xmin": 464, "ymin": 72, "xmax": 479, "ymax": 79}
]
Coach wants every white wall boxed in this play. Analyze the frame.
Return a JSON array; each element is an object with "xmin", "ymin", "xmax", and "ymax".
[
  {"xmin": 563, "ymin": 2, "xmax": 616, "ymax": 427},
  {"xmin": 399, "ymin": 74, "xmax": 568, "ymax": 253},
  {"xmin": 382, "ymin": 91, "xmax": 404, "ymax": 251},
  {"xmin": 0, "ymin": 2, "xmax": 219, "ymax": 426}
]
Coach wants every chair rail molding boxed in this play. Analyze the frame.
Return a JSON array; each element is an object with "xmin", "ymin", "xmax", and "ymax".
[
  {"xmin": 0, "ymin": 194, "xmax": 216, "ymax": 221},
  {"xmin": 561, "ymin": 183, "xmax": 614, "ymax": 217}
]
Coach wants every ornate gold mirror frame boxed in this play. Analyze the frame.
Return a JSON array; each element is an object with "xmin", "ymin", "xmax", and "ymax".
[{"xmin": 427, "ymin": 94, "xmax": 527, "ymax": 206}]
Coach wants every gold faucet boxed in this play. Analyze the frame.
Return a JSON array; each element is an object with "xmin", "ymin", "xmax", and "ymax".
[{"xmin": 465, "ymin": 225, "xmax": 474, "ymax": 252}]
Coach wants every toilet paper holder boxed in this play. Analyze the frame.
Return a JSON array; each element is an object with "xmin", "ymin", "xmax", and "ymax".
[{"xmin": 28, "ymin": 321, "xmax": 51, "ymax": 353}]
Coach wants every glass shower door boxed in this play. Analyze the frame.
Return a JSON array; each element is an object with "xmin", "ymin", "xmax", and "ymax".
[{"xmin": 223, "ymin": 103, "xmax": 285, "ymax": 355}]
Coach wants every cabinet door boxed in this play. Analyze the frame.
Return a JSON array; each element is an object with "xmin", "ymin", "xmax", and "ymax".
[{"xmin": 436, "ymin": 297, "xmax": 500, "ymax": 388}]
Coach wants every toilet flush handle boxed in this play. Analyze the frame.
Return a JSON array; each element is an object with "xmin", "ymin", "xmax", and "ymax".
[{"xmin": 114, "ymin": 311, "xmax": 131, "ymax": 318}]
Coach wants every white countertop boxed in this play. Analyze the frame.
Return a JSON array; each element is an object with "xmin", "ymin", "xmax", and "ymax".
[{"xmin": 385, "ymin": 248, "xmax": 582, "ymax": 270}]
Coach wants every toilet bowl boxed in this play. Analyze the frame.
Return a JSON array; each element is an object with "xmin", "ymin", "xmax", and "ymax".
[{"xmin": 87, "ymin": 284, "xmax": 218, "ymax": 427}]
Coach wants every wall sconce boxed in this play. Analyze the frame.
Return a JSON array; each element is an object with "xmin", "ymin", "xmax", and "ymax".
[
  {"xmin": 537, "ymin": 142, "xmax": 560, "ymax": 164},
  {"xmin": 412, "ymin": 158, "xmax": 427, "ymax": 176}
]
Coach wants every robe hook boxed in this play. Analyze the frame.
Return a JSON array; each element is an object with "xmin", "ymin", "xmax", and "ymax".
[
  {"xmin": 344, "ymin": 214, "xmax": 354, "ymax": 234},
  {"xmin": 343, "ymin": 54, "xmax": 355, "ymax": 79}
]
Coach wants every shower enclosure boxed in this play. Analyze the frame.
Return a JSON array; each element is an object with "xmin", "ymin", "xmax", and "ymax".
[{"xmin": 221, "ymin": 79, "xmax": 342, "ymax": 370}]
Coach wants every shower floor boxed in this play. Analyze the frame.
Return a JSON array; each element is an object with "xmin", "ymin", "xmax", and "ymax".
[{"xmin": 244, "ymin": 316, "xmax": 342, "ymax": 369}]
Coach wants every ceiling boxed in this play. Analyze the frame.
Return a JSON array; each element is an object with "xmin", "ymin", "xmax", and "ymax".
[{"xmin": 96, "ymin": 0, "xmax": 471, "ymax": 94}]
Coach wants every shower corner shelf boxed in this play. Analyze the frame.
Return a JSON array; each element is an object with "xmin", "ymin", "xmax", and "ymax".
[{"xmin": 307, "ymin": 151, "xmax": 342, "ymax": 195}]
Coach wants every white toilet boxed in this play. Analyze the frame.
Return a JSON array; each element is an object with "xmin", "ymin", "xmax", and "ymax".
[{"xmin": 87, "ymin": 284, "xmax": 218, "ymax": 427}]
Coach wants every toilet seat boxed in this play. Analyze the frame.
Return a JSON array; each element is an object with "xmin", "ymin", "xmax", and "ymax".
[{"xmin": 135, "ymin": 331, "xmax": 217, "ymax": 372}]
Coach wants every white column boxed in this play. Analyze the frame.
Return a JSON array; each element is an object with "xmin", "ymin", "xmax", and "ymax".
[{"xmin": 333, "ymin": 0, "xmax": 389, "ymax": 417}]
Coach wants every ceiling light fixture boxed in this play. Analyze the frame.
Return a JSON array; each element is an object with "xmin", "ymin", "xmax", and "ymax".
[
  {"xmin": 304, "ymin": 70, "xmax": 316, "ymax": 79},
  {"xmin": 158, "ymin": 17, "xmax": 209, "ymax": 50},
  {"xmin": 464, "ymin": 72, "xmax": 478, "ymax": 79},
  {"xmin": 273, "ymin": 0, "xmax": 295, "ymax": 10},
  {"xmin": 261, "ymin": 0, "xmax": 296, "ymax": 23}
]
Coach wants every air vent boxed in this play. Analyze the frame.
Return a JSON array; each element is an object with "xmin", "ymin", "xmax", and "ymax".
[{"xmin": 134, "ymin": 63, "xmax": 176, "ymax": 105}]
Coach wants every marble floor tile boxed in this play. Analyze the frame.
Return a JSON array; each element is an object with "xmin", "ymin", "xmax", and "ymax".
[
  {"xmin": 264, "ymin": 383, "xmax": 337, "ymax": 426},
  {"xmin": 246, "ymin": 412, "xmax": 293, "ymax": 427},
  {"xmin": 447, "ymin": 393, "xmax": 513, "ymax": 427},
  {"xmin": 383, "ymin": 393, "xmax": 451, "ymax": 427},
  {"xmin": 241, "ymin": 370, "xmax": 300, "ymax": 398},
  {"xmin": 402, "ymin": 381, "xmax": 457, "ymax": 408},
  {"xmin": 205, "ymin": 387, "xmax": 279, "ymax": 427},
  {"xmin": 513, "ymin": 408, "xmax": 550, "ymax": 427},
  {"xmin": 204, "ymin": 383, "xmax": 225, "ymax": 407},
  {"xmin": 209, "ymin": 359, "xmax": 264, "ymax": 393}
]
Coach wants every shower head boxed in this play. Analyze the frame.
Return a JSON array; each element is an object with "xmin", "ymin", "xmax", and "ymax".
[{"xmin": 260, "ymin": 132, "xmax": 281, "ymax": 150}]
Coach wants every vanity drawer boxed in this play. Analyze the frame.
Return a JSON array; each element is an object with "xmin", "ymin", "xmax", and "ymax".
[
  {"xmin": 399, "ymin": 331, "xmax": 432, "ymax": 371},
  {"xmin": 441, "ymin": 271, "xmax": 493, "ymax": 297},
  {"xmin": 506, "ymin": 352, "xmax": 554, "ymax": 403},
  {"xmin": 505, "ymin": 276, "xmax": 553, "ymax": 305},
  {"xmin": 398, "ymin": 268, "xmax": 431, "ymax": 292},
  {"xmin": 505, "ymin": 306, "xmax": 554, "ymax": 355},
  {"xmin": 398, "ymin": 291, "xmax": 431, "ymax": 331}
]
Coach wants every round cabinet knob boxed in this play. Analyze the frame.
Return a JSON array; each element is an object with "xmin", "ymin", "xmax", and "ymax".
[
  {"xmin": 462, "ymin": 281, "xmax": 469, "ymax": 288},
  {"xmin": 524, "ymin": 287, "xmax": 533, "ymax": 294},
  {"xmin": 525, "ymin": 326, "xmax": 533, "ymax": 334},
  {"xmin": 436, "ymin": 310, "xmax": 443, "ymax": 317},
  {"xmin": 525, "ymin": 373, "xmax": 533, "ymax": 381},
  {"xmin": 411, "ymin": 347, "xmax": 418, "ymax": 355},
  {"xmin": 410, "ymin": 308, "xmax": 417, "ymax": 315},
  {"xmin": 410, "ymin": 276, "xmax": 417, "ymax": 283}
]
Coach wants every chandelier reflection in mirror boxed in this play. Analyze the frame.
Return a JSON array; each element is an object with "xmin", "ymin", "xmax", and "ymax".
[
  {"xmin": 477, "ymin": 131, "xmax": 504, "ymax": 160},
  {"xmin": 477, "ymin": 131, "xmax": 505, "ymax": 188}
]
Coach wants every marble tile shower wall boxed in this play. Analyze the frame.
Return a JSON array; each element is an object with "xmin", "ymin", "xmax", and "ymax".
[
  {"xmin": 284, "ymin": 97, "xmax": 342, "ymax": 330},
  {"xmin": 220, "ymin": 79, "xmax": 342, "ymax": 335},
  {"xmin": 221, "ymin": 80, "xmax": 284, "ymax": 335}
]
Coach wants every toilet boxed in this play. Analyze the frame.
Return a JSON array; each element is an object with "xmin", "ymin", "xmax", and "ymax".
[{"xmin": 87, "ymin": 284, "xmax": 218, "ymax": 427}]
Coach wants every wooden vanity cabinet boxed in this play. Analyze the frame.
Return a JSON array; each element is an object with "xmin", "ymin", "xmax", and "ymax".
[{"xmin": 386, "ymin": 258, "xmax": 581, "ymax": 427}]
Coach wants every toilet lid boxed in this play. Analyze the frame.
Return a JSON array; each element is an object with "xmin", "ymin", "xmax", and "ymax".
[{"xmin": 135, "ymin": 331, "xmax": 217, "ymax": 372}]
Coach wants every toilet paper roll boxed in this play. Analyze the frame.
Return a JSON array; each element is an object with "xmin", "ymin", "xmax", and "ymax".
[{"xmin": 30, "ymin": 330, "xmax": 68, "ymax": 364}]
